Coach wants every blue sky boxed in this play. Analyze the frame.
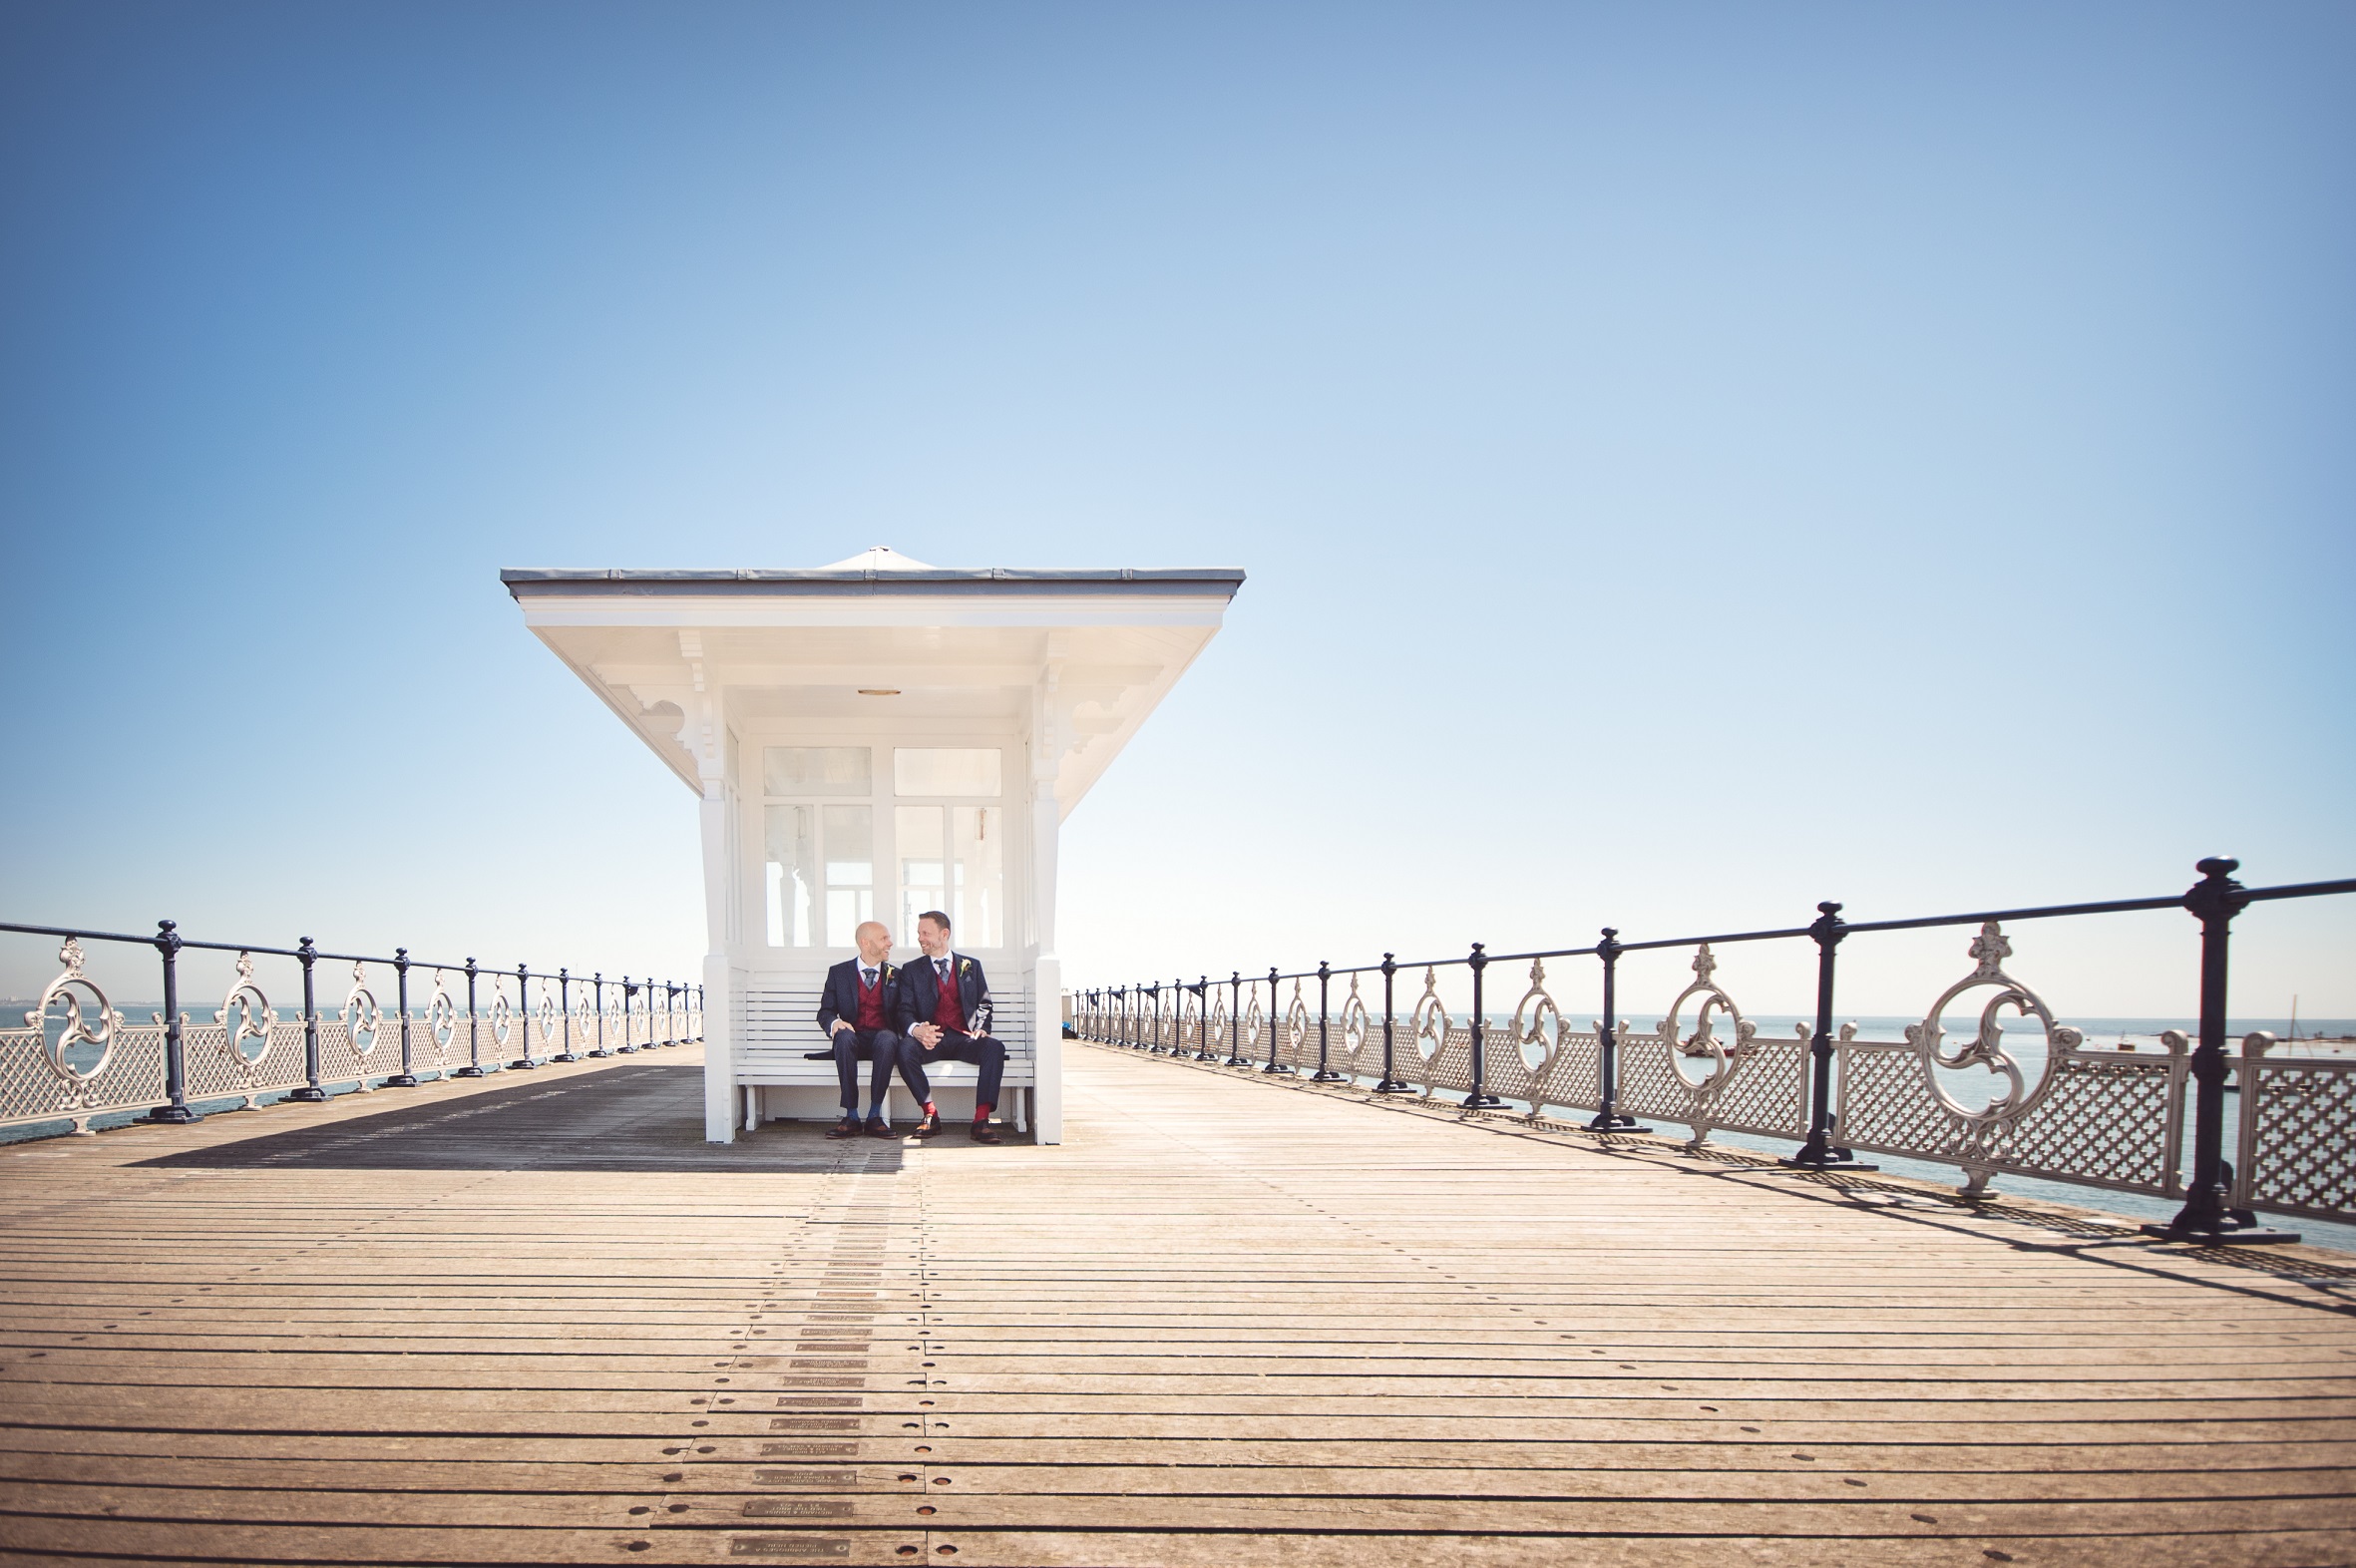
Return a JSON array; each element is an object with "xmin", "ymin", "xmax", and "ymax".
[{"xmin": 2, "ymin": 1, "xmax": 2350, "ymax": 1018}]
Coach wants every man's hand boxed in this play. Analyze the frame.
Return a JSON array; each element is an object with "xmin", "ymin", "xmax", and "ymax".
[
  {"xmin": 913, "ymin": 1022, "xmax": 943, "ymax": 1049},
  {"xmin": 829, "ymin": 1019, "xmax": 852, "ymax": 1036}
]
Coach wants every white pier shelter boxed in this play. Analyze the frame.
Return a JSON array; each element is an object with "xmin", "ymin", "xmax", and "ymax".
[{"xmin": 502, "ymin": 550, "xmax": 1243, "ymax": 1143}]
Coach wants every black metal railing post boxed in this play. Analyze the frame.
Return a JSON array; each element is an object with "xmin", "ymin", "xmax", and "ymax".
[
  {"xmin": 143, "ymin": 919, "xmax": 199, "ymax": 1124},
  {"xmin": 589, "ymin": 974, "xmax": 607, "ymax": 1056},
  {"xmin": 1313, "ymin": 961, "xmax": 1345, "ymax": 1081},
  {"xmin": 1464, "ymin": 943, "xmax": 1501, "ymax": 1108},
  {"xmin": 1781, "ymin": 903, "xmax": 1873, "ymax": 1170},
  {"xmin": 387, "ymin": 947, "xmax": 419, "ymax": 1087},
  {"xmin": 457, "ymin": 959, "xmax": 484, "ymax": 1076},
  {"xmin": 2145, "ymin": 858, "xmax": 2298, "ymax": 1244},
  {"xmin": 616, "ymin": 979, "xmax": 636, "ymax": 1052},
  {"xmin": 290, "ymin": 937, "xmax": 327, "ymax": 1101},
  {"xmin": 1586, "ymin": 928, "xmax": 1646, "ymax": 1132},
  {"xmin": 1262, "ymin": 968, "xmax": 1291, "ymax": 1073},
  {"xmin": 1195, "ymin": 977, "xmax": 1216, "ymax": 1059},
  {"xmin": 510, "ymin": 963, "xmax": 536, "ymax": 1069},
  {"xmin": 554, "ymin": 968, "xmax": 579, "ymax": 1062},
  {"xmin": 1374, "ymin": 953, "xmax": 1407, "ymax": 1092}
]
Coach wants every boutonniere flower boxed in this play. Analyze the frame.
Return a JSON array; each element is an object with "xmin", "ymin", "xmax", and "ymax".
[{"xmin": 957, "ymin": 959, "xmax": 971, "ymax": 976}]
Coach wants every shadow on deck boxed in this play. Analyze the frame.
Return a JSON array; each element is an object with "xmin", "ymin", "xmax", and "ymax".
[{"xmin": 132, "ymin": 1060, "xmax": 912, "ymax": 1173}]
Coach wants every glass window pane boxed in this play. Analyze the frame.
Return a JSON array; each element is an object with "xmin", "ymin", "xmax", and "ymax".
[
  {"xmin": 764, "ymin": 746, "xmax": 872, "ymax": 796},
  {"xmin": 897, "ymin": 806, "xmax": 947, "ymax": 940},
  {"xmin": 822, "ymin": 805, "xmax": 874, "ymax": 947},
  {"xmin": 952, "ymin": 805, "xmax": 1003, "ymax": 947},
  {"xmin": 763, "ymin": 805, "xmax": 816, "ymax": 948},
  {"xmin": 894, "ymin": 747, "xmax": 1001, "ymax": 797}
]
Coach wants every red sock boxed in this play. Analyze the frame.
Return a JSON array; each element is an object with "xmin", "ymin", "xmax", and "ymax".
[
  {"xmin": 923, "ymin": 1101, "xmax": 937, "ymax": 1117},
  {"xmin": 974, "ymin": 1102, "xmax": 993, "ymax": 1122}
]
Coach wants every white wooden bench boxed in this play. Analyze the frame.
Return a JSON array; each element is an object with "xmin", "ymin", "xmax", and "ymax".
[{"xmin": 734, "ymin": 981, "xmax": 1036, "ymax": 1133}]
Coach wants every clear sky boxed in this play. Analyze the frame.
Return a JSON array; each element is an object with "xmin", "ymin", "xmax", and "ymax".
[{"xmin": 2, "ymin": 1, "xmax": 2350, "ymax": 1019}]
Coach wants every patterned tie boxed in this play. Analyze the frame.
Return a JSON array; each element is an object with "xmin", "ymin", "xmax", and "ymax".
[
  {"xmin": 862, "ymin": 968, "xmax": 876, "ymax": 986},
  {"xmin": 938, "ymin": 959, "xmax": 951, "ymax": 986}
]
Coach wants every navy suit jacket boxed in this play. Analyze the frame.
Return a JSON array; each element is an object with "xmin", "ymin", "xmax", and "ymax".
[
  {"xmin": 896, "ymin": 952, "xmax": 991, "ymax": 1037},
  {"xmin": 816, "ymin": 958, "xmax": 904, "ymax": 1035}
]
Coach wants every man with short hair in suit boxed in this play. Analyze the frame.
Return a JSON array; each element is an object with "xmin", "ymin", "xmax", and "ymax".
[
  {"xmin": 896, "ymin": 910, "xmax": 1008, "ymax": 1143},
  {"xmin": 813, "ymin": 920, "xmax": 908, "ymax": 1139}
]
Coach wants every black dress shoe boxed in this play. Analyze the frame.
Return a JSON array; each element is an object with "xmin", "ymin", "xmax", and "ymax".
[
  {"xmin": 865, "ymin": 1120, "xmax": 898, "ymax": 1140},
  {"xmin": 913, "ymin": 1111, "xmax": 944, "ymax": 1139},
  {"xmin": 967, "ymin": 1121, "xmax": 1002, "ymax": 1144},
  {"xmin": 824, "ymin": 1116, "xmax": 860, "ymax": 1139}
]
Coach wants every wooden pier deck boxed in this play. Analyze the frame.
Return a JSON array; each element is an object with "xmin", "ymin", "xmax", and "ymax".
[{"xmin": 3, "ymin": 1041, "xmax": 2354, "ymax": 1566}]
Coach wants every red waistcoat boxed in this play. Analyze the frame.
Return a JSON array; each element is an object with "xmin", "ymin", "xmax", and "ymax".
[
  {"xmin": 931, "ymin": 962, "xmax": 965, "ymax": 1033},
  {"xmin": 855, "ymin": 968, "xmax": 888, "ymax": 1030}
]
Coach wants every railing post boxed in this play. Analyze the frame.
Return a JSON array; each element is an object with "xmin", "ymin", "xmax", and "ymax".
[
  {"xmin": 289, "ymin": 937, "xmax": 328, "ymax": 1101},
  {"xmin": 1464, "ymin": 943, "xmax": 1502, "ymax": 1108},
  {"xmin": 1313, "ymin": 961, "xmax": 1345, "ymax": 1081},
  {"xmin": 143, "ymin": 919, "xmax": 199, "ymax": 1124},
  {"xmin": 1262, "ymin": 968, "xmax": 1290, "ymax": 1074},
  {"xmin": 387, "ymin": 948, "xmax": 419, "ymax": 1087},
  {"xmin": 617, "ymin": 979, "xmax": 636, "ymax": 1052},
  {"xmin": 1195, "ymin": 977, "xmax": 1216, "ymax": 1060},
  {"xmin": 2144, "ymin": 857, "xmax": 2298, "ymax": 1244},
  {"xmin": 1374, "ymin": 953, "xmax": 1407, "ymax": 1092},
  {"xmin": 510, "ymin": 964, "xmax": 536, "ymax": 1070},
  {"xmin": 1227, "ymin": 973, "xmax": 1244, "ymax": 1064},
  {"xmin": 456, "ymin": 959, "xmax": 484, "ymax": 1076},
  {"xmin": 1781, "ymin": 903, "xmax": 1874, "ymax": 1170},
  {"xmin": 589, "ymin": 975, "xmax": 608, "ymax": 1057},
  {"xmin": 1586, "ymin": 929, "xmax": 1646, "ymax": 1133},
  {"xmin": 554, "ymin": 968, "xmax": 580, "ymax": 1062}
]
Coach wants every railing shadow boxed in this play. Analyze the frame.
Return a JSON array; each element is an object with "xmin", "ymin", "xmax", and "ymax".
[{"xmin": 132, "ymin": 1063, "xmax": 909, "ymax": 1173}]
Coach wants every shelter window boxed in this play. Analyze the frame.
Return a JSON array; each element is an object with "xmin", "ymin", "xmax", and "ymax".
[
  {"xmin": 764, "ymin": 803, "xmax": 875, "ymax": 948},
  {"xmin": 894, "ymin": 747, "xmax": 1000, "ymax": 797},
  {"xmin": 896, "ymin": 805, "xmax": 1001, "ymax": 949}
]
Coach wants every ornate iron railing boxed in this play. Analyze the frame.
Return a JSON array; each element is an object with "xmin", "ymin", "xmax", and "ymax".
[
  {"xmin": 0, "ymin": 919, "xmax": 703, "ymax": 1137},
  {"xmin": 1076, "ymin": 858, "xmax": 2356, "ymax": 1242}
]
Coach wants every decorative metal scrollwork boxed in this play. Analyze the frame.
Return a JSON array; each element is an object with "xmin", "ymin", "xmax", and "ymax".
[
  {"xmin": 1285, "ymin": 980, "xmax": 1309, "ymax": 1058},
  {"xmin": 1409, "ymin": 967, "xmax": 1449, "ymax": 1062},
  {"xmin": 342, "ymin": 962, "xmax": 382, "ymax": 1059},
  {"xmin": 490, "ymin": 980, "xmax": 513, "ymax": 1047},
  {"xmin": 1242, "ymin": 990, "xmax": 1265, "ymax": 1056},
  {"xmin": 574, "ymin": 992, "xmax": 593, "ymax": 1046},
  {"xmin": 1904, "ymin": 921, "xmax": 2079, "ymax": 1122},
  {"xmin": 215, "ymin": 952, "xmax": 275, "ymax": 1076},
  {"xmin": 426, "ymin": 970, "xmax": 457, "ymax": 1052},
  {"xmin": 30, "ymin": 938, "xmax": 120, "ymax": 1097},
  {"xmin": 1511, "ymin": 959, "xmax": 1560, "ymax": 1074},
  {"xmin": 1340, "ymin": 975, "xmax": 1370, "ymax": 1059},
  {"xmin": 535, "ymin": 980, "xmax": 557, "ymax": 1051},
  {"xmin": 1657, "ymin": 944, "xmax": 1755, "ymax": 1094}
]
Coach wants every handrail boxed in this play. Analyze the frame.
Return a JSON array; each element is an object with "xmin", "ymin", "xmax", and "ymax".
[
  {"xmin": 1, "ymin": 917, "xmax": 704, "ymax": 1130},
  {"xmin": 1078, "ymin": 857, "xmax": 2355, "ymax": 1246}
]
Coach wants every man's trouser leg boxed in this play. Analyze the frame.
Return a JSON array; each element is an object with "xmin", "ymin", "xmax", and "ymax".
[
  {"xmin": 863, "ymin": 1029, "xmax": 901, "ymax": 1120},
  {"xmin": 926, "ymin": 1031, "xmax": 1006, "ymax": 1114},
  {"xmin": 896, "ymin": 1034, "xmax": 934, "ymax": 1106},
  {"xmin": 830, "ymin": 1031, "xmax": 863, "ymax": 1113}
]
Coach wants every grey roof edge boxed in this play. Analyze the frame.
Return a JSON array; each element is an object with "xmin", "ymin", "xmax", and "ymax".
[{"xmin": 500, "ymin": 568, "xmax": 1245, "ymax": 599}]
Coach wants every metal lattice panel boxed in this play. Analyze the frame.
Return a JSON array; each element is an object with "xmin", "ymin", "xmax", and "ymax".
[
  {"xmin": 2239, "ymin": 1052, "xmax": 2356, "ymax": 1221},
  {"xmin": 1527, "ymin": 1028, "xmax": 1601, "ymax": 1116}
]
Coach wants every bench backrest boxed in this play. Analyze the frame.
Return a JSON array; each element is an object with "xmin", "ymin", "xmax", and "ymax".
[{"xmin": 737, "ymin": 981, "xmax": 1036, "ymax": 1083}]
